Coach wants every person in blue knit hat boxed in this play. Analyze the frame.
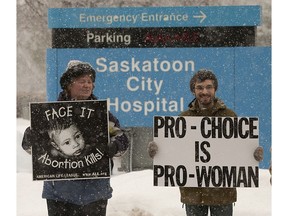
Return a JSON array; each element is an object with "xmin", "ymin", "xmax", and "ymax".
[{"xmin": 22, "ymin": 60, "xmax": 129, "ymax": 216}]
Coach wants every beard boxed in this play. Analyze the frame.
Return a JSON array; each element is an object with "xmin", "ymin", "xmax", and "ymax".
[{"xmin": 197, "ymin": 94, "xmax": 214, "ymax": 108}]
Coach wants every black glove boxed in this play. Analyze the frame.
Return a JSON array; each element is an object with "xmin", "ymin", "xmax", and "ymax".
[
  {"xmin": 22, "ymin": 127, "xmax": 35, "ymax": 155},
  {"xmin": 107, "ymin": 140, "xmax": 119, "ymax": 158}
]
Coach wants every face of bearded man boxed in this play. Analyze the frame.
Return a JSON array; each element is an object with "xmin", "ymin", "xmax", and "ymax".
[{"xmin": 193, "ymin": 79, "xmax": 216, "ymax": 109}]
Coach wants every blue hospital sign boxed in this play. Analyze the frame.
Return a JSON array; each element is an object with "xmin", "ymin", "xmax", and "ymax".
[
  {"xmin": 47, "ymin": 6, "xmax": 271, "ymax": 169},
  {"xmin": 48, "ymin": 6, "xmax": 261, "ymax": 28},
  {"xmin": 47, "ymin": 47, "xmax": 270, "ymax": 129}
]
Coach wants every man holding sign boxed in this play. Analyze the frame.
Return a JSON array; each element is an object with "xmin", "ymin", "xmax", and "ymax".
[{"xmin": 148, "ymin": 69, "xmax": 263, "ymax": 216}]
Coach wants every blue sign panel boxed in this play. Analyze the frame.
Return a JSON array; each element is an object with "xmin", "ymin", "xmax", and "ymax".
[
  {"xmin": 48, "ymin": 6, "xmax": 261, "ymax": 28},
  {"xmin": 46, "ymin": 47, "xmax": 269, "ymax": 124},
  {"xmin": 46, "ymin": 47, "xmax": 271, "ymax": 168}
]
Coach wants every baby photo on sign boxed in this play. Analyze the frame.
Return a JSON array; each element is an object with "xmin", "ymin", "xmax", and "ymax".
[{"xmin": 29, "ymin": 100, "xmax": 110, "ymax": 181}]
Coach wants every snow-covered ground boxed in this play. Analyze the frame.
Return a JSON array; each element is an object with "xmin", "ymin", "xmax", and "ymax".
[{"xmin": 16, "ymin": 118, "xmax": 271, "ymax": 216}]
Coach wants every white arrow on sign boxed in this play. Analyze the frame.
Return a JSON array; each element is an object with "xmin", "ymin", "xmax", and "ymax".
[{"xmin": 193, "ymin": 10, "xmax": 207, "ymax": 23}]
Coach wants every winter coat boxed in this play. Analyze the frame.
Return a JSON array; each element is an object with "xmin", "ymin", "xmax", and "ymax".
[
  {"xmin": 22, "ymin": 92, "xmax": 129, "ymax": 205},
  {"xmin": 179, "ymin": 98, "xmax": 237, "ymax": 205}
]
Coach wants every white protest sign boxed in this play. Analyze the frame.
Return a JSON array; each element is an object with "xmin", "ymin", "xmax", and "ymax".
[{"xmin": 153, "ymin": 116, "xmax": 259, "ymax": 188}]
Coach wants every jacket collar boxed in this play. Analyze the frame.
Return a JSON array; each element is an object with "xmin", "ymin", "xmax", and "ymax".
[{"xmin": 188, "ymin": 97, "xmax": 227, "ymax": 113}]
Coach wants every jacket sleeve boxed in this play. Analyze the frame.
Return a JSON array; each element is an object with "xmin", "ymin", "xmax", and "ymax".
[{"xmin": 107, "ymin": 112, "xmax": 129, "ymax": 157}]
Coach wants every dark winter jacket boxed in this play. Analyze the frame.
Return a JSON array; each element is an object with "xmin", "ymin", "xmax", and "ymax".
[
  {"xmin": 179, "ymin": 98, "xmax": 237, "ymax": 205},
  {"xmin": 22, "ymin": 92, "xmax": 129, "ymax": 205}
]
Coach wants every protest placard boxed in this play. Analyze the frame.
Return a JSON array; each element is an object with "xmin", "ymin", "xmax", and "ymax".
[
  {"xmin": 153, "ymin": 116, "xmax": 259, "ymax": 187},
  {"xmin": 30, "ymin": 100, "xmax": 110, "ymax": 181}
]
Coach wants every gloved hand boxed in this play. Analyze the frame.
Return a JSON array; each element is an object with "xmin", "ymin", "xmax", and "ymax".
[
  {"xmin": 22, "ymin": 127, "xmax": 35, "ymax": 155},
  {"xmin": 147, "ymin": 141, "xmax": 158, "ymax": 158},
  {"xmin": 107, "ymin": 139, "xmax": 119, "ymax": 158},
  {"xmin": 254, "ymin": 146, "xmax": 264, "ymax": 161}
]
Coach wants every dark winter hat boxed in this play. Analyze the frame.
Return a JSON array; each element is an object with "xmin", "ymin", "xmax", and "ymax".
[{"xmin": 60, "ymin": 60, "xmax": 96, "ymax": 90}]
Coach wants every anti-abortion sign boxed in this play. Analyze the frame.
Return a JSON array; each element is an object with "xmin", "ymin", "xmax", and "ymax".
[
  {"xmin": 153, "ymin": 116, "xmax": 259, "ymax": 188},
  {"xmin": 30, "ymin": 100, "xmax": 110, "ymax": 181}
]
